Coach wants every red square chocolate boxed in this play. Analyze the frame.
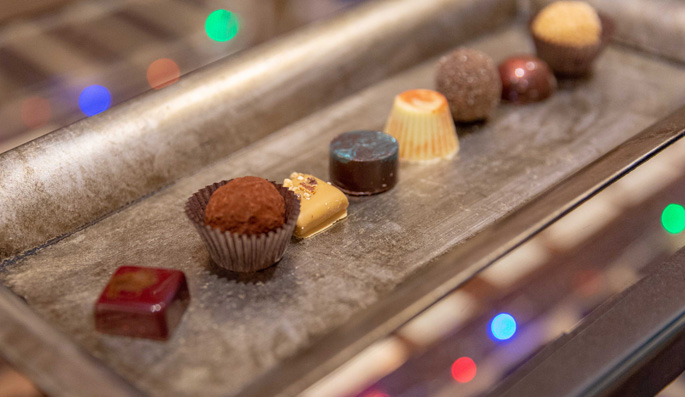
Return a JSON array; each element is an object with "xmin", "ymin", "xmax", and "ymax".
[{"xmin": 94, "ymin": 266, "xmax": 190, "ymax": 340}]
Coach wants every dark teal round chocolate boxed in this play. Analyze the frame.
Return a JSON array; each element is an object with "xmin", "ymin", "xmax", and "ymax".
[{"xmin": 329, "ymin": 130, "xmax": 398, "ymax": 195}]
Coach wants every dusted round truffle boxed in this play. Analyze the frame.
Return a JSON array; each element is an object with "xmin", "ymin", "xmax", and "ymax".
[
  {"xmin": 499, "ymin": 55, "xmax": 556, "ymax": 104},
  {"xmin": 532, "ymin": 1, "xmax": 601, "ymax": 47},
  {"xmin": 205, "ymin": 176, "xmax": 285, "ymax": 235},
  {"xmin": 436, "ymin": 48, "xmax": 501, "ymax": 122}
]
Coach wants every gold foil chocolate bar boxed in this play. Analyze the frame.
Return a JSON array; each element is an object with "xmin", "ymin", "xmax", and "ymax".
[{"xmin": 284, "ymin": 172, "xmax": 349, "ymax": 238}]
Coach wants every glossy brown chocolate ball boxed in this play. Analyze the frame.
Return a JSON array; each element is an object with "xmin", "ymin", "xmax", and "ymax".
[
  {"xmin": 436, "ymin": 48, "xmax": 501, "ymax": 122},
  {"xmin": 498, "ymin": 55, "xmax": 556, "ymax": 104}
]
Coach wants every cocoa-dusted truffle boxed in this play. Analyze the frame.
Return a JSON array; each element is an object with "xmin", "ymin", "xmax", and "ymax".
[
  {"xmin": 436, "ymin": 48, "xmax": 501, "ymax": 122},
  {"xmin": 187, "ymin": 179, "xmax": 299, "ymax": 272},
  {"xmin": 205, "ymin": 176, "xmax": 285, "ymax": 234}
]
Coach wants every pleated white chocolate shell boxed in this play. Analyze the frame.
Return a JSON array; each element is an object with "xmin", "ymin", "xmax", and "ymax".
[{"xmin": 383, "ymin": 97, "xmax": 459, "ymax": 162}]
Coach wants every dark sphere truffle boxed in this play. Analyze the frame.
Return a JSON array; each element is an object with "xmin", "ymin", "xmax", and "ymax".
[
  {"xmin": 498, "ymin": 55, "xmax": 556, "ymax": 104},
  {"xmin": 205, "ymin": 176, "xmax": 285, "ymax": 235},
  {"xmin": 436, "ymin": 48, "xmax": 501, "ymax": 122}
]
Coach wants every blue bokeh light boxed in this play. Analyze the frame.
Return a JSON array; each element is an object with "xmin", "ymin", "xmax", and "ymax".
[
  {"xmin": 490, "ymin": 313, "xmax": 517, "ymax": 341},
  {"xmin": 79, "ymin": 85, "xmax": 111, "ymax": 116}
]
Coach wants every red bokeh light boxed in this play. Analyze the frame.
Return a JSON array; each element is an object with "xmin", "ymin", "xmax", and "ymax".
[
  {"xmin": 21, "ymin": 97, "xmax": 51, "ymax": 128},
  {"xmin": 147, "ymin": 58, "xmax": 180, "ymax": 90},
  {"xmin": 573, "ymin": 269, "xmax": 603, "ymax": 298},
  {"xmin": 451, "ymin": 357, "xmax": 477, "ymax": 383}
]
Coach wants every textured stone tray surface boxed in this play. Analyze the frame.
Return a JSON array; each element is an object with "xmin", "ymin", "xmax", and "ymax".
[{"xmin": 3, "ymin": 27, "xmax": 685, "ymax": 396}]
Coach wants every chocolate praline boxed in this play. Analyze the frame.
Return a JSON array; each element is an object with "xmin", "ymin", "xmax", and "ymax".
[
  {"xmin": 498, "ymin": 55, "xmax": 556, "ymax": 104},
  {"xmin": 94, "ymin": 266, "xmax": 190, "ymax": 340},
  {"xmin": 330, "ymin": 130, "xmax": 398, "ymax": 195},
  {"xmin": 204, "ymin": 176, "xmax": 285, "ymax": 234},
  {"xmin": 529, "ymin": 2, "xmax": 614, "ymax": 77},
  {"xmin": 435, "ymin": 48, "xmax": 501, "ymax": 122}
]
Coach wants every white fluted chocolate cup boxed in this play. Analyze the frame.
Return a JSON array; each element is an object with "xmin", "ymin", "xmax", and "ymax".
[{"xmin": 384, "ymin": 89, "xmax": 459, "ymax": 163}]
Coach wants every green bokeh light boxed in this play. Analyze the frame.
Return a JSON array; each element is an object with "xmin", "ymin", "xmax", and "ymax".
[
  {"xmin": 661, "ymin": 203, "xmax": 685, "ymax": 234},
  {"xmin": 205, "ymin": 10, "xmax": 240, "ymax": 42}
]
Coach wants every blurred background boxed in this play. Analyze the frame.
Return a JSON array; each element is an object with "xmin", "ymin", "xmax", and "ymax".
[{"xmin": 0, "ymin": 0, "xmax": 368, "ymax": 154}]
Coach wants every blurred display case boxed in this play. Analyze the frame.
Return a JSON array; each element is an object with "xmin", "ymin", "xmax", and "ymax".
[{"xmin": 0, "ymin": 0, "xmax": 368, "ymax": 152}]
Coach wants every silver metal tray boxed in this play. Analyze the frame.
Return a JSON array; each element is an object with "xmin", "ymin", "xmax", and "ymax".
[{"xmin": 1, "ymin": 0, "xmax": 685, "ymax": 396}]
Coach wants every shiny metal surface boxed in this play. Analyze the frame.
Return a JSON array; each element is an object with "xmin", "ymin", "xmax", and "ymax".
[
  {"xmin": 0, "ymin": 0, "xmax": 373, "ymax": 147},
  {"xmin": 0, "ymin": 0, "xmax": 516, "ymax": 260},
  {"xmin": 2, "ymin": 23, "xmax": 685, "ymax": 397}
]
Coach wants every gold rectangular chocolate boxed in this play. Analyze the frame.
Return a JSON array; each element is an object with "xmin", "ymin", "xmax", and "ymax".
[{"xmin": 284, "ymin": 172, "xmax": 348, "ymax": 238}]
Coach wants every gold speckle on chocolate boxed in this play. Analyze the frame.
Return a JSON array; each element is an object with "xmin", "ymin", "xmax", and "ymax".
[
  {"xmin": 287, "ymin": 172, "xmax": 320, "ymax": 200},
  {"xmin": 284, "ymin": 172, "xmax": 348, "ymax": 238},
  {"xmin": 106, "ymin": 269, "xmax": 158, "ymax": 299}
]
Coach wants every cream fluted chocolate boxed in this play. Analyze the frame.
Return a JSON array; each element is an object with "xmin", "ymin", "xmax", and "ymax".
[
  {"xmin": 284, "ymin": 172, "xmax": 348, "ymax": 238},
  {"xmin": 330, "ymin": 130, "xmax": 398, "ymax": 196},
  {"xmin": 384, "ymin": 89, "xmax": 459, "ymax": 162}
]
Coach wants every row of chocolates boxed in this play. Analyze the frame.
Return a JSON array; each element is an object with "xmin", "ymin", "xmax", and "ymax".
[{"xmin": 93, "ymin": 0, "xmax": 612, "ymax": 341}]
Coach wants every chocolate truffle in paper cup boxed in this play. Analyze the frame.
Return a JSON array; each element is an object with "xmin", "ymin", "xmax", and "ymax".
[
  {"xmin": 530, "ymin": 1, "xmax": 614, "ymax": 77},
  {"xmin": 185, "ymin": 177, "xmax": 300, "ymax": 273}
]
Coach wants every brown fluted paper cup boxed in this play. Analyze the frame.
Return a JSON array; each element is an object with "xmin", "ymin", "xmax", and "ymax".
[
  {"xmin": 185, "ymin": 180, "xmax": 300, "ymax": 273},
  {"xmin": 531, "ymin": 13, "xmax": 614, "ymax": 77}
]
